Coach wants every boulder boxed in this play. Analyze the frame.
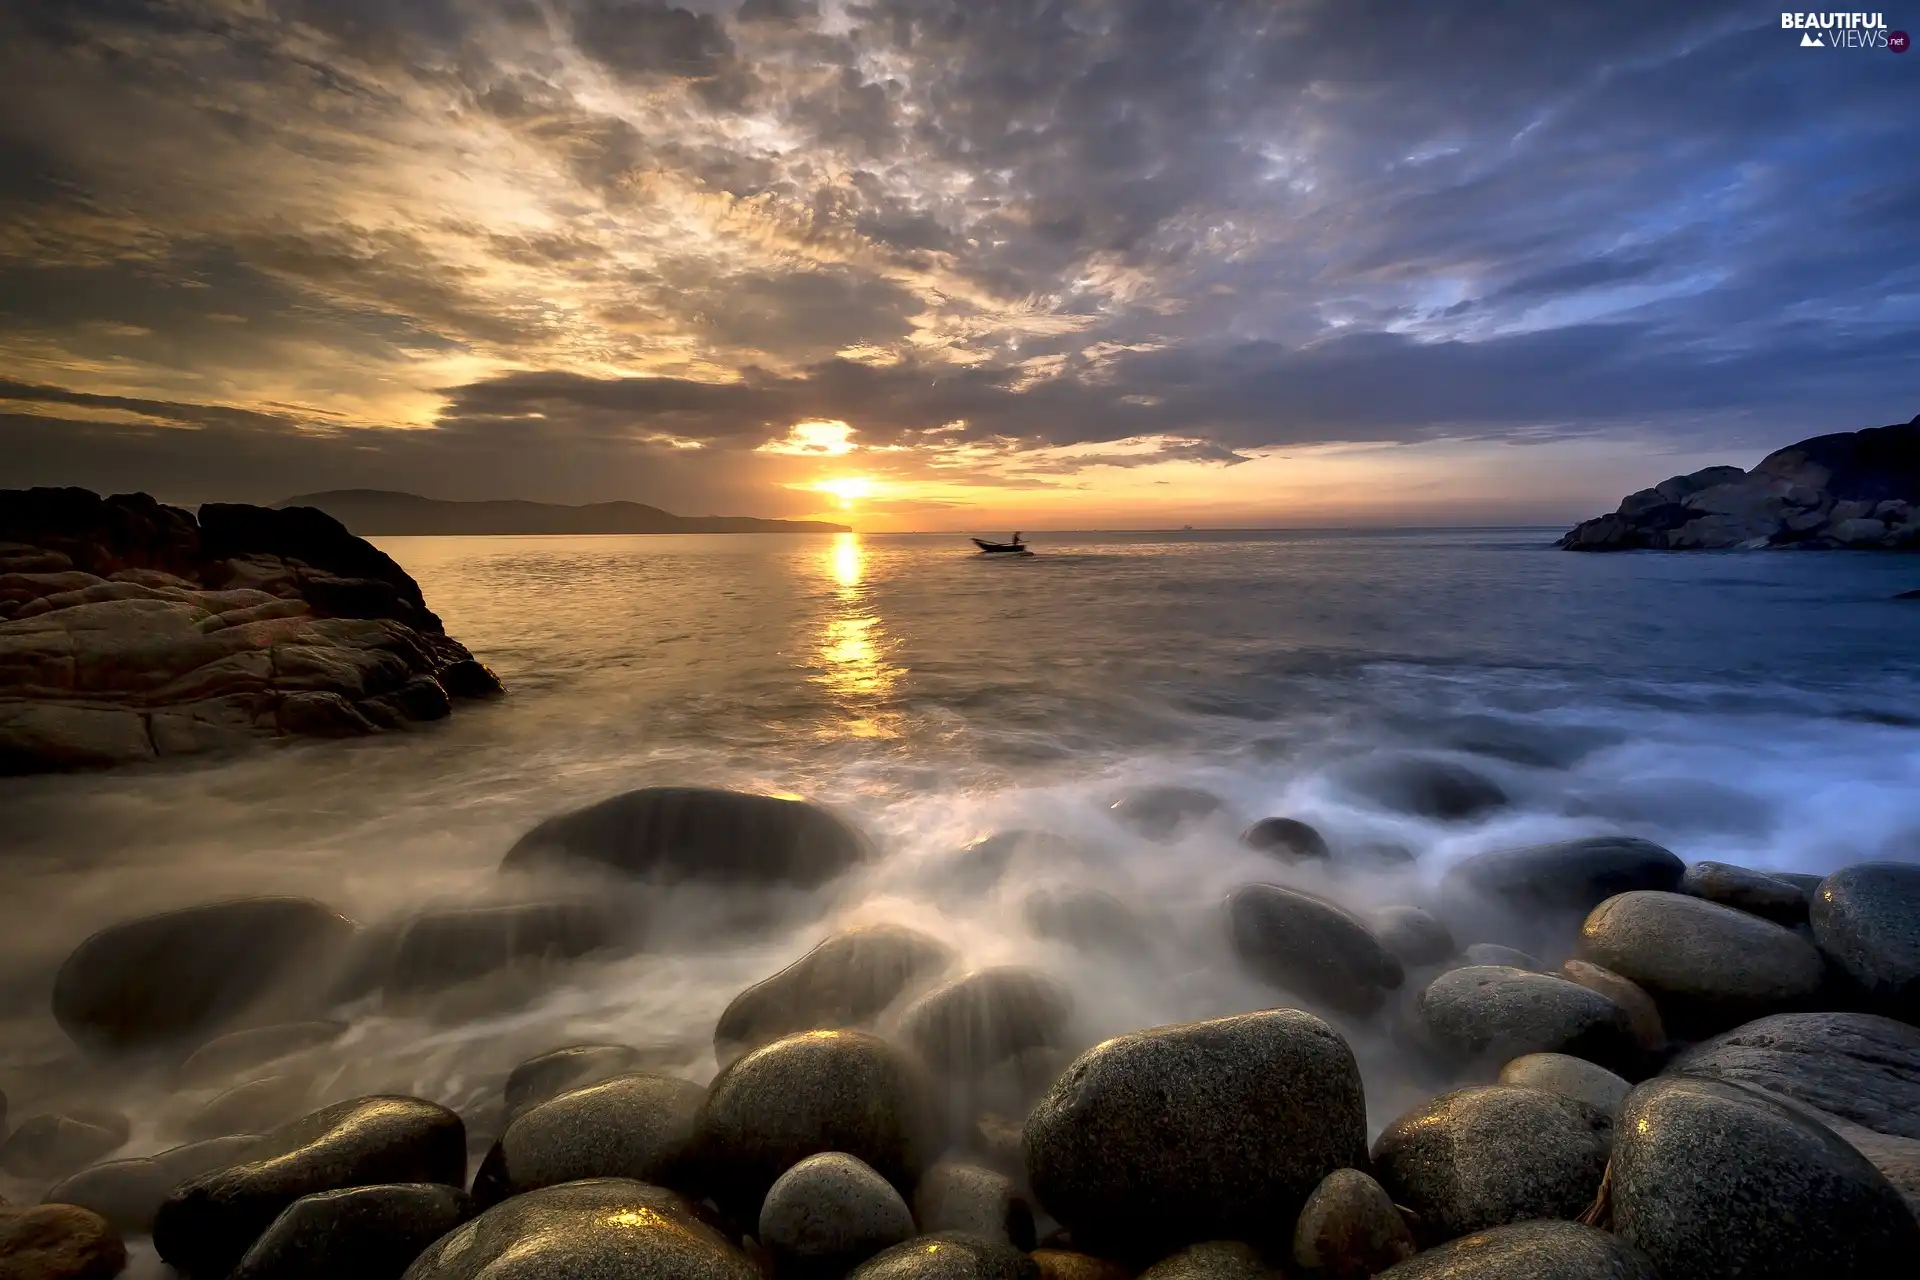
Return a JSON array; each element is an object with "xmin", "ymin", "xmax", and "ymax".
[
  {"xmin": 1226, "ymin": 884, "xmax": 1404, "ymax": 1016},
  {"xmin": 1239, "ymin": 817, "xmax": 1332, "ymax": 862},
  {"xmin": 1373, "ymin": 1221, "xmax": 1658, "ymax": 1279},
  {"xmin": 500, "ymin": 786, "xmax": 870, "ymax": 886},
  {"xmin": 1291, "ymin": 1168, "xmax": 1417, "ymax": 1279},
  {"xmin": 848, "ymin": 1232, "xmax": 1040, "ymax": 1280},
  {"xmin": 474, "ymin": 1072, "xmax": 703, "ymax": 1205},
  {"xmin": 897, "ymin": 967, "xmax": 1074, "ymax": 1079},
  {"xmin": 184, "ymin": 1076, "xmax": 313, "ymax": 1141},
  {"xmin": 52, "ymin": 897, "xmax": 356, "ymax": 1052},
  {"xmin": 1418, "ymin": 966, "xmax": 1640, "ymax": 1075},
  {"xmin": 1557, "ymin": 960, "xmax": 1665, "ymax": 1054},
  {"xmin": 1029, "ymin": 1251, "xmax": 1129, "ymax": 1280},
  {"xmin": 380, "ymin": 900, "xmax": 632, "ymax": 998},
  {"xmin": 1023, "ymin": 1008, "xmax": 1367, "ymax": 1259},
  {"xmin": 1578, "ymin": 891, "xmax": 1825, "ymax": 1037},
  {"xmin": 0, "ymin": 1111, "xmax": 131, "ymax": 1179},
  {"xmin": 1438, "ymin": 837, "xmax": 1683, "ymax": 950},
  {"xmin": 1667, "ymin": 1012, "xmax": 1920, "ymax": 1140},
  {"xmin": 178, "ymin": 1021, "xmax": 348, "ymax": 1087},
  {"xmin": 1679, "ymin": 862, "xmax": 1808, "ymax": 926},
  {"xmin": 1336, "ymin": 755, "xmax": 1508, "ymax": 821},
  {"xmin": 714, "ymin": 925, "xmax": 953, "ymax": 1060},
  {"xmin": 1459, "ymin": 944, "xmax": 1539, "ymax": 971},
  {"xmin": 399, "ymin": 1178, "xmax": 757, "ymax": 1280},
  {"xmin": 502, "ymin": 1043, "xmax": 651, "ymax": 1120},
  {"xmin": 757, "ymin": 1152, "xmax": 916, "ymax": 1279},
  {"xmin": 913, "ymin": 1161, "xmax": 1035, "ymax": 1250},
  {"xmin": 1372, "ymin": 907, "xmax": 1456, "ymax": 968},
  {"xmin": 1610, "ymin": 1076, "xmax": 1920, "ymax": 1278},
  {"xmin": 1136, "ymin": 1241, "xmax": 1281, "ymax": 1280},
  {"xmin": 1107, "ymin": 787, "xmax": 1222, "ymax": 841},
  {"xmin": 1810, "ymin": 862, "xmax": 1920, "ymax": 1020},
  {"xmin": 231, "ymin": 1183, "xmax": 472, "ymax": 1280},
  {"xmin": 47, "ymin": 1136, "xmax": 263, "ymax": 1234},
  {"xmin": 0, "ymin": 1204, "xmax": 126, "ymax": 1280},
  {"xmin": 153, "ymin": 1095, "xmax": 465, "ymax": 1277},
  {"xmin": 1371, "ymin": 1085, "xmax": 1612, "ymax": 1244},
  {"xmin": 693, "ymin": 1029, "xmax": 940, "ymax": 1218},
  {"xmin": 1023, "ymin": 889, "xmax": 1151, "ymax": 956},
  {"xmin": 1498, "ymin": 1053, "xmax": 1630, "ymax": 1114}
]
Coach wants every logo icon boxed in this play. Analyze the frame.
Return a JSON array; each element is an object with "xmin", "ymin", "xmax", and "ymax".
[
  {"xmin": 1891, "ymin": 29, "xmax": 1910, "ymax": 51},
  {"xmin": 1800, "ymin": 30, "xmax": 1825, "ymax": 46}
]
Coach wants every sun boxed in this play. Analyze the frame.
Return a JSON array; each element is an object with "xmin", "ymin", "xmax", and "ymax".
[{"xmin": 815, "ymin": 476, "xmax": 876, "ymax": 505}]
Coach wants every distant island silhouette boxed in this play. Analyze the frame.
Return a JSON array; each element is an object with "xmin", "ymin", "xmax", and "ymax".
[{"xmin": 277, "ymin": 490, "xmax": 851, "ymax": 536}]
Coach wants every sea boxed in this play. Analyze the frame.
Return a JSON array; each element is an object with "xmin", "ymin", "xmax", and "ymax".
[{"xmin": 2, "ymin": 527, "xmax": 1918, "ymax": 1186}]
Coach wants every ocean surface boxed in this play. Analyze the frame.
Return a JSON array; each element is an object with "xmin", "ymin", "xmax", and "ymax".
[{"xmin": 3, "ymin": 527, "xmax": 1918, "ymax": 1179}]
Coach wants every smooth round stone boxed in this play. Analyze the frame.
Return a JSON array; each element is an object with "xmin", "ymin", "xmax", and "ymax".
[
  {"xmin": 1460, "ymin": 944, "xmax": 1539, "ymax": 971},
  {"xmin": 400, "ymin": 1178, "xmax": 756, "ymax": 1280},
  {"xmin": 1030, "ymin": 1251, "xmax": 1129, "ymax": 1280},
  {"xmin": 1292, "ymin": 1168, "xmax": 1416, "ymax": 1279},
  {"xmin": 693, "ymin": 1029, "xmax": 939, "ymax": 1218},
  {"xmin": 1022, "ymin": 889, "xmax": 1152, "ymax": 956},
  {"xmin": 1, "ymin": 1111, "xmax": 130, "ymax": 1179},
  {"xmin": 937, "ymin": 832, "xmax": 1082, "ymax": 894},
  {"xmin": 1418, "ymin": 966, "xmax": 1639, "ymax": 1075},
  {"xmin": 178, "ymin": 1022, "xmax": 348, "ymax": 1087},
  {"xmin": 184, "ymin": 1075, "xmax": 312, "ymax": 1140},
  {"xmin": 1023, "ymin": 1008, "xmax": 1367, "ymax": 1259},
  {"xmin": 1240, "ymin": 817, "xmax": 1332, "ymax": 862},
  {"xmin": 1679, "ymin": 862, "xmax": 1808, "ymax": 926},
  {"xmin": 231, "ymin": 1183, "xmax": 472, "ymax": 1280},
  {"xmin": 1440, "ymin": 837, "xmax": 1683, "ymax": 919},
  {"xmin": 715, "ymin": 925, "xmax": 954, "ymax": 1060},
  {"xmin": 0, "ymin": 1204, "xmax": 127, "ymax": 1280},
  {"xmin": 848, "ymin": 1232, "xmax": 1039, "ymax": 1280},
  {"xmin": 896, "ymin": 967, "xmax": 1074, "ymax": 1078},
  {"xmin": 1371, "ymin": 1085, "xmax": 1612, "ymax": 1244},
  {"xmin": 1138, "ymin": 1241, "xmax": 1281, "ymax": 1280},
  {"xmin": 154, "ymin": 1095, "xmax": 466, "ymax": 1278},
  {"xmin": 1226, "ymin": 884, "xmax": 1404, "ymax": 1016},
  {"xmin": 502, "ymin": 1043, "xmax": 650, "ymax": 1120},
  {"xmin": 1337, "ymin": 755, "xmax": 1508, "ymax": 821},
  {"xmin": 52, "ymin": 897, "xmax": 355, "ymax": 1052},
  {"xmin": 47, "ymin": 1136, "xmax": 263, "ymax": 1234},
  {"xmin": 757, "ymin": 1152, "xmax": 915, "ymax": 1278},
  {"xmin": 1811, "ymin": 863, "xmax": 1920, "ymax": 1019},
  {"xmin": 1579, "ymin": 891, "xmax": 1825, "ymax": 1037},
  {"xmin": 499, "ymin": 786, "xmax": 871, "ymax": 886},
  {"xmin": 1611, "ymin": 1076, "xmax": 1920, "ymax": 1278},
  {"xmin": 478, "ymin": 1072, "xmax": 703, "ymax": 1204},
  {"xmin": 913, "ymin": 1161, "xmax": 1035, "ymax": 1250},
  {"xmin": 1374, "ymin": 1221, "xmax": 1659, "ymax": 1279},
  {"xmin": 1557, "ymin": 960, "xmax": 1665, "ymax": 1054},
  {"xmin": 380, "ymin": 900, "xmax": 630, "ymax": 997},
  {"xmin": 1373, "ymin": 907, "xmax": 1456, "ymax": 968},
  {"xmin": 1668, "ymin": 1012, "xmax": 1920, "ymax": 1141},
  {"xmin": 1498, "ymin": 1054, "xmax": 1631, "ymax": 1114},
  {"xmin": 1108, "ymin": 787, "xmax": 1222, "ymax": 841}
]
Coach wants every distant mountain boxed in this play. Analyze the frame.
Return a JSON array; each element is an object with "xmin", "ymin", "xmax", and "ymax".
[{"xmin": 276, "ymin": 489, "xmax": 850, "ymax": 536}]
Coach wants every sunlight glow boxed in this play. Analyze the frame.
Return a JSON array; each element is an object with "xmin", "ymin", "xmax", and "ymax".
[
  {"xmin": 829, "ymin": 532, "xmax": 863, "ymax": 588},
  {"xmin": 815, "ymin": 475, "xmax": 877, "ymax": 504},
  {"xmin": 761, "ymin": 420, "xmax": 856, "ymax": 455}
]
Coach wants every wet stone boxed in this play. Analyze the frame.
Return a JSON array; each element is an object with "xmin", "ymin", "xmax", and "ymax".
[
  {"xmin": 0, "ymin": 1203, "xmax": 127, "ymax": 1280},
  {"xmin": 756, "ymin": 1152, "xmax": 915, "ymax": 1279},
  {"xmin": 848, "ymin": 1232, "xmax": 1040, "ymax": 1280},
  {"xmin": 0, "ymin": 1111, "xmax": 130, "ymax": 1180},
  {"xmin": 1291, "ymin": 1168, "xmax": 1417, "ymax": 1279},
  {"xmin": 47, "ymin": 1135, "xmax": 263, "ymax": 1234},
  {"xmin": 230, "ymin": 1183, "xmax": 472, "ymax": 1280},
  {"xmin": 476, "ymin": 1072, "xmax": 704, "ymax": 1206},
  {"xmin": 1372, "ymin": 906, "xmax": 1456, "ymax": 968},
  {"xmin": 177, "ymin": 1022, "xmax": 347, "ymax": 1088},
  {"xmin": 1137, "ymin": 1240, "xmax": 1282, "ymax": 1280},
  {"xmin": 1029, "ymin": 1251, "xmax": 1130, "ymax": 1280},
  {"xmin": 1459, "ymin": 944, "xmax": 1539, "ymax": 971},
  {"xmin": 1678, "ymin": 861, "xmax": 1808, "ymax": 927},
  {"xmin": 1497, "ymin": 1053, "xmax": 1630, "ymax": 1115},
  {"xmin": 183, "ymin": 1075, "xmax": 312, "ymax": 1140},
  {"xmin": 913, "ymin": 1161, "xmax": 1035, "ymax": 1251},
  {"xmin": 713, "ymin": 925, "xmax": 953, "ymax": 1061},
  {"xmin": 1337, "ymin": 755, "xmax": 1509, "ymax": 821},
  {"xmin": 1811, "ymin": 862, "xmax": 1920, "ymax": 1021},
  {"xmin": 896, "ymin": 967, "xmax": 1074, "ymax": 1080},
  {"xmin": 1023, "ymin": 889, "xmax": 1152, "ymax": 957},
  {"xmin": 1226, "ymin": 884, "xmax": 1404, "ymax": 1016},
  {"xmin": 1240, "ymin": 817, "xmax": 1332, "ymax": 863},
  {"xmin": 1108, "ymin": 787, "xmax": 1223, "ymax": 842},
  {"xmin": 1557, "ymin": 960, "xmax": 1665, "ymax": 1054},
  {"xmin": 1418, "ymin": 965, "xmax": 1640, "ymax": 1076},
  {"xmin": 1374, "ymin": 1221, "xmax": 1659, "ymax": 1279},
  {"xmin": 502, "ymin": 1043, "xmax": 650, "ymax": 1121}
]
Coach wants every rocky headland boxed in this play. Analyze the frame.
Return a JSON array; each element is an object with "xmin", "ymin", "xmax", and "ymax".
[
  {"xmin": 1559, "ymin": 412, "xmax": 1920, "ymax": 551},
  {"xmin": 3, "ymin": 784, "xmax": 1918, "ymax": 1279},
  {"xmin": 0, "ymin": 487, "xmax": 502, "ymax": 774}
]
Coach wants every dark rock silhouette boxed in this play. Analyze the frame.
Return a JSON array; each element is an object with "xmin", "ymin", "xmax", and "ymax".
[{"xmin": 278, "ymin": 489, "xmax": 850, "ymax": 535}]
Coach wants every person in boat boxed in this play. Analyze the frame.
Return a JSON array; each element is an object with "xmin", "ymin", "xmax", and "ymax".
[{"xmin": 1011, "ymin": 532, "xmax": 1024, "ymax": 546}]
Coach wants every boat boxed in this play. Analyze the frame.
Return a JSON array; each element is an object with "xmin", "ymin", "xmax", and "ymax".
[{"xmin": 971, "ymin": 537, "xmax": 1031, "ymax": 555}]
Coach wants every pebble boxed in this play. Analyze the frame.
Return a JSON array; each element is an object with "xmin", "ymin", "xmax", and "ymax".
[
  {"xmin": 756, "ymin": 1152, "xmax": 915, "ymax": 1279},
  {"xmin": 714, "ymin": 925, "xmax": 953, "ymax": 1060},
  {"xmin": 1291, "ymin": 1168, "xmax": 1417, "ymax": 1279},
  {"xmin": 1226, "ymin": 884, "xmax": 1404, "ymax": 1016},
  {"xmin": 0, "ymin": 1203, "xmax": 127, "ymax": 1280},
  {"xmin": 1373, "ymin": 1220, "xmax": 1658, "ymax": 1279},
  {"xmin": 1497, "ymin": 1053, "xmax": 1630, "ymax": 1114}
]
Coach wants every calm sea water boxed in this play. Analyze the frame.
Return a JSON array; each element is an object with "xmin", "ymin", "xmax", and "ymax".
[{"xmin": 2, "ymin": 528, "xmax": 1917, "ymax": 1176}]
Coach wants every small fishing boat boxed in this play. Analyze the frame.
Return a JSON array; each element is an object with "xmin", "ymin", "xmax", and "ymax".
[{"xmin": 972, "ymin": 534, "xmax": 1032, "ymax": 555}]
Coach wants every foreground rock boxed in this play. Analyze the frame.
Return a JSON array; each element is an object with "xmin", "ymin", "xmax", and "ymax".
[
  {"xmin": 1418, "ymin": 966, "xmax": 1640, "ymax": 1075},
  {"xmin": 1137, "ymin": 1241, "xmax": 1280, "ymax": 1280},
  {"xmin": 1611, "ymin": 1076, "xmax": 1920, "ymax": 1278},
  {"xmin": 694, "ymin": 1029, "xmax": 940, "ymax": 1218},
  {"xmin": 500, "ymin": 786, "xmax": 870, "ymax": 885},
  {"xmin": 48, "ymin": 1136, "xmax": 263, "ymax": 1233},
  {"xmin": 1375, "ymin": 1221, "xmax": 1658, "ymax": 1279},
  {"xmin": 1292, "ymin": 1168, "xmax": 1416, "ymax": 1278},
  {"xmin": 897, "ymin": 967, "xmax": 1074, "ymax": 1079},
  {"xmin": 1439, "ymin": 837, "xmax": 1683, "ymax": 951},
  {"xmin": 1029, "ymin": 1251, "xmax": 1128, "ymax": 1280},
  {"xmin": 0, "ymin": 1204, "xmax": 126, "ymax": 1280},
  {"xmin": 1498, "ymin": 1053, "xmax": 1631, "ymax": 1114},
  {"xmin": 1226, "ymin": 885, "xmax": 1404, "ymax": 1016},
  {"xmin": 1024, "ymin": 1009, "xmax": 1367, "ymax": 1258},
  {"xmin": 714, "ymin": 925, "xmax": 953, "ymax": 1060},
  {"xmin": 914, "ymin": 1161, "xmax": 1035, "ymax": 1250},
  {"xmin": 0, "ymin": 488, "xmax": 502, "ymax": 774},
  {"xmin": 1371, "ymin": 1085, "xmax": 1612, "ymax": 1244},
  {"xmin": 1810, "ymin": 862, "xmax": 1920, "ymax": 1021},
  {"xmin": 1557, "ymin": 960, "xmax": 1666, "ymax": 1054},
  {"xmin": 758, "ymin": 1152, "xmax": 915, "ymax": 1279},
  {"xmin": 849, "ymin": 1231, "xmax": 1039, "ymax": 1280},
  {"xmin": 502, "ymin": 1043, "xmax": 652, "ymax": 1120},
  {"xmin": 474, "ymin": 1072, "xmax": 703, "ymax": 1205},
  {"xmin": 231, "ymin": 1183, "xmax": 472, "ymax": 1280},
  {"xmin": 0, "ymin": 1110, "xmax": 130, "ymax": 1179},
  {"xmin": 1678, "ymin": 861, "xmax": 1808, "ymax": 926},
  {"xmin": 154, "ymin": 1096, "xmax": 465, "ymax": 1276},
  {"xmin": 1240, "ymin": 817, "xmax": 1332, "ymax": 862},
  {"xmin": 1578, "ymin": 891, "xmax": 1825, "ymax": 1036},
  {"xmin": 1559, "ymin": 413, "xmax": 1920, "ymax": 550},
  {"xmin": 53, "ymin": 897, "xmax": 356, "ymax": 1052},
  {"xmin": 401, "ymin": 1179, "xmax": 756, "ymax": 1280}
]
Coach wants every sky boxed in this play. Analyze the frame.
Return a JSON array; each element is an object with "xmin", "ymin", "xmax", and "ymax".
[{"xmin": 0, "ymin": 2, "xmax": 1914, "ymax": 530}]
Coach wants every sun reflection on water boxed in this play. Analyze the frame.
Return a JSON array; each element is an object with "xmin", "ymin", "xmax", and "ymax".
[{"xmin": 813, "ymin": 533, "xmax": 904, "ymax": 738}]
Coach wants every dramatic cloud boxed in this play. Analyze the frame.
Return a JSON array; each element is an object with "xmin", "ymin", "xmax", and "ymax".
[{"xmin": 0, "ymin": 1, "xmax": 1913, "ymax": 522}]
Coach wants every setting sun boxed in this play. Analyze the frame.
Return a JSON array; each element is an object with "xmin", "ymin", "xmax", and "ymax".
[{"xmin": 815, "ymin": 476, "xmax": 877, "ymax": 504}]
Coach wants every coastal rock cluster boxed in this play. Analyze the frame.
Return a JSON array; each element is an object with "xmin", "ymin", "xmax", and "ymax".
[
  {"xmin": 0, "ymin": 487, "xmax": 502, "ymax": 773},
  {"xmin": 5, "ymin": 785, "xmax": 1920, "ymax": 1280},
  {"xmin": 1559, "ymin": 412, "xmax": 1920, "ymax": 550}
]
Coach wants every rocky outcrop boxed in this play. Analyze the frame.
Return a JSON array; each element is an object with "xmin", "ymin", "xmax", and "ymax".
[
  {"xmin": 1559, "ymin": 413, "xmax": 1920, "ymax": 550},
  {"xmin": 0, "ymin": 487, "xmax": 502, "ymax": 773}
]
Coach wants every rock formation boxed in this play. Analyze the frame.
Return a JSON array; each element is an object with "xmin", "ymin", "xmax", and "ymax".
[
  {"xmin": 0, "ymin": 487, "xmax": 502, "ymax": 773},
  {"xmin": 1559, "ymin": 413, "xmax": 1920, "ymax": 550}
]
